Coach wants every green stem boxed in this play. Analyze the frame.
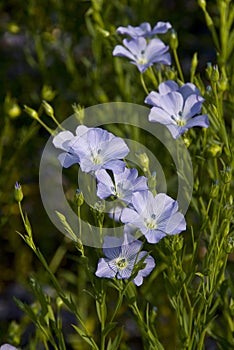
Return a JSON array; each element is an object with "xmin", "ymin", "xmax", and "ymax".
[
  {"xmin": 140, "ymin": 73, "xmax": 149, "ymax": 94},
  {"xmin": 173, "ymin": 49, "xmax": 184, "ymax": 82}
]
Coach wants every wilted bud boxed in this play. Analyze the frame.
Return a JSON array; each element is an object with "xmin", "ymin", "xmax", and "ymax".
[
  {"xmin": 170, "ymin": 29, "xmax": 178, "ymax": 50},
  {"xmin": 42, "ymin": 100, "xmax": 54, "ymax": 118},
  {"xmin": 72, "ymin": 103, "xmax": 84, "ymax": 124},
  {"xmin": 75, "ymin": 189, "xmax": 84, "ymax": 207},
  {"xmin": 14, "ymin": 182, "xmax": 23, "ymax": 202},
  {"xmin": 24, "ymin": 105, "xmax": 39, "ymax": 120},
  {"xmin": 206, "ymin": 143, "xmax": 222, "ymax": 158},
  {"xmin": 41, "ymin": 85, "xmax": 56, "ymax": 101},
  {"xmin": 210, "ymin": 180, "xmax": 219, "ymax": 198},
  {"xmin": 4, "ymin": 95, "xmax": 21, "ymax": 119},
  {"xmin": 135, "ymin": 152, "xmax": 149, "ymax": 173}
]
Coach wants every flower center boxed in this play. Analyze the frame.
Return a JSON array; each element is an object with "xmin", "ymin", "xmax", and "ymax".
[
  {"xmin": 91, "ymin": 149, "xmax": 102, "ymax": 164},
  {"xmin": 116, "ymin": 257, "xmax": 128, "ymax": 269},
  {"xmin": 138, "ymin": 57, "xmax": 147, "ymax": 65},
  {"xmin": 145, "ymin": 214, "xmax": 157, "ymax": 229}
]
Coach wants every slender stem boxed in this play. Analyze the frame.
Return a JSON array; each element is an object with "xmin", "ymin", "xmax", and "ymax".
[
  {"xmin": 140, "ymin": 73, "xmax": 149, "ymax": 94},
  {"xmin": 173, "ymin": 49, "xmax": 184, "ymax": 82}
]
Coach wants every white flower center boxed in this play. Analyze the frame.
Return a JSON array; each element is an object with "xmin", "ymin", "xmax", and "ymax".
[
  {"xmin": 116, "ymin": 257, "xmax": 128, "ymax": 269},
  {"xmin": 171, "ymin": 111, "xmax": 186, "ymax": 126},
  {"xmin": 145, "ymin": 213, "xmax": 157, "ymax": 229},
  {"xmin": 91, "ymin": 148, "xmax": 102, "ymax": 164}
]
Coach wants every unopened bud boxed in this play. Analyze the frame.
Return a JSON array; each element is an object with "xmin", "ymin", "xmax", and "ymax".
[
  {"xmin": 42, "ymin": 100, "xmax": 54, "ymax": 118},
  {"xmin": 210, "ymin": 180, "xmax": 219, "ymax": 198},
  {"xmin": 206, "ymin": 62, "xmax": 213, "ymax": 80},
  {"xmin": 41, "ymin": 85, "xmax": 56, "ymax": 101},
  {"xmin": 135, "ymin": 152, "xmax": 149, "ymax": 173},
  {"xmin": 14, "ymin": 182, "xmax": 23, "ymax": 202},
  {"xmin": 24, "ymin": 105, "xmax": 39, "ymax": 119},
  {"xmin": 225, "ymin": 237, "xmax": 234, "ymax": 254},
  {"xmin": 206, "ymin": 143, "xmax": 222, "ymax": 158},
  {"xmin": 218, "ymin": 74, "xmax": 228, "ymax": 92},
  {"xmin": 170, "ymin": 29, "xmax": 178, "ymax": 50},
  {"xmin": 198, "ymin": 0, "xmax": 206, "ymax": 10},
  {"xmin": 221, "ymin": 166, "xmax": 232, "ymax": 184},
  {"xmin": 211, "ymin": 65, "xmax": 219, "ymax": 83},
  {"xmin": 75, "ymin": 189, "xmax": 84, "ymax": 207}
]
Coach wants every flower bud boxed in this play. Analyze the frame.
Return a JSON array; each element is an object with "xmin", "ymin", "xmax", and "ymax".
[
  {"xmin": 170, "ymin": 29, "xmax": 178, "ymax": 50},
  {"xmin": 42, "ymin": 100, "xmax": 54, "ymax": 118},
  {"xmin": 14, "ymin": 182, "xmax": 23, "ymax": 202},
  {"xmin": 221, "ymin": 166, "xmax": 232, "ymax": 184},
  {"xmin": 206, "ymin": 143, "xmax": 222, "ymax": 158},
  {"xmin": 135, "ymin": 152, "xmax": 149, "ymax": 173},
  {"xmin": 72, "ymin": 103, "xmax": 84, "ymax": 124},
  {"xmin": 198, "ymin": 0, "xmax": 206, "ymax": 10},
  {"xmin": 24, "ymin": 105, "xmax": 39, "ymax": 120},
  {"xmin": 218, "ymin": 74, "xmax": 228, "ymax": 92},
  {"xmin": 211, "ymin": 65, "xmax": 219, "ymax": 83},
  {"xmin": 210, "ymin": 180, "xmax": 219, "ymax": 198},
  {"xmin": 75, "ymin": 189, "xmax": 84, "ymax": 207},
  {"xmin": 225, "ymin": 237, "xmax": 234, "ymax": 254},
  {"xmin": 206, "ymin": 62, "xmax": 213, "ymax": 80},
  {"xmin": 41, "ymin": 84, "xmax": 56, "ymax": 101},
  {"xmin": 190, "ymin": 52, "xmax": 198, "ymax": 77}
]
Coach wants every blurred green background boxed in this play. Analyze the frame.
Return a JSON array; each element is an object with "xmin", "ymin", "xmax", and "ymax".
[{"xmin": 0, "ymin": 0, "xmax": 219, "ymax": 348}]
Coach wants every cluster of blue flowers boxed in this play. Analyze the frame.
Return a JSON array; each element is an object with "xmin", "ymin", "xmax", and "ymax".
[
  {"xmin": 53, "ymin": 124, "xmax": 186, "ymax": 286},
  {"xmin": 53, "ymin": 21, "xmax": 210, "ymax": 287},
  {"xmin": 114, "ymin": 22, "xmax": 209, "ymax": 138}
]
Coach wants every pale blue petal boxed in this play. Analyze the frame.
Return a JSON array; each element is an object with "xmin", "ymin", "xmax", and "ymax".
[
  {"xmin": 113, "ymin": 45, "xmax": 136, "ymax": 60},
  {"xmin": 75, "ymin": 125, "xmax": 89, "ymax": 137},
  {"xmin": 182, "ymin": 94, "xmax": 203, "ymax": 120},
  {"xmin": 102, "ymin": 137, "xmax": 129, "ymax": 160},
  {"xmin": 185, "ymin": 114, "xmax": 210, "ymax": 129},
  {"xmin": 148, "ymin": 107, "xmax": 174, "ymax": 125},
  {"xmin": 151, "ymin": 21, "xmax": 172, "ymax": 34},
  {"xmin": 53, "ymin": 131, "xmax": 74, "ymax": 151},
  {"xmin": 160, "ymin": 92, "xmax": 184, "ymax": 116},
  {"xmin": 145, "ymin": 230, "xmax": 166, "ymax": 243},
  {"xmin": 134, "ymin": 253, "xmax": 155, "ymax": 286},
  {"xmin": 144, "ymin": 91, "xmax": 161, "ymax": 106},
  {"xmin": 179, "ymin": 83, "xmax": 201, "ymax": 100},
  {"xmin": 57, "ymin": 152, "xmax": 79, "ymax": 168},
  {"xmin": 158, "ymin": 80, "xmax": 179, "ymax": 94},
  {"xmin": 96, "ymin": 169, "xmax": 114, "ymax": 198},
  {"xmin": 95, "ymin": 258, "xmax": 116, "ymax": 278},
  {"xmin": 159, "ymin": 211, "xmax": 186, "ymax": 235},
  {"xmin": 104, "ymin": 159, "xmax": 126, "ymax": 173}
]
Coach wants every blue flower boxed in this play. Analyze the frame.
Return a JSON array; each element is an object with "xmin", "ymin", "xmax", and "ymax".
[
  {"xmin": 53, "ymin": 126, "xmax": 129, "ymax": 174},
  {"xmin": 116, "ymin": 21, "xmax": 172, "ymax": 38},
  {"xmin": 145, "ymin": 80, "xmax": 209, "ymax": 139},
  {"xmin": 96, "ymin": 167, "xmax": 148, "ymax": 204},
  {"xmin": 113, "ymin": 37, "xmax": 171, "ymax": 73},
  {"xmin": 121, "ymin": 191, "xmax": 186, "ymax": 244},
  {"xmin": 53, "ymin": 125, "xmax": 88, "ymax": 168},
  {"xmin": 95, "ymin": 234, "xmax": 155, "ymax": 286},
  {"xmin": 0, "ymin": 345, "xmax": 18, "ymax": 350}
]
